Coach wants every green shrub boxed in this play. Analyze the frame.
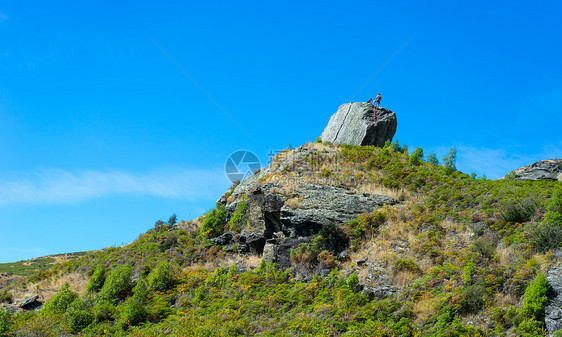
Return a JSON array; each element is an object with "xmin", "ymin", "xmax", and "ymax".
[
  {"xmin": 119, "ymin": 297, "xmax": 147, "ymax": 328},
  {"xmin": 459, "ymin": 285, "xmax": 485, "ymax": 314},
  {"xmin": 0, "ymin": 309, "xmax": 13, "ymax": 336},
  {"xmin": 200, "ymin": 205, "xmax": 228, "ymax": 238},
  {"xmin": 98, "ymin": 265, "xmax": 133, "ymax": 304},
  {"xmin": 520, "ymin": 272, "xmax": 549, "ymax": 321},
  {"xmin": 409, "ymin": 147, "xmax": 424, "ymax": 166},
  {"xmin": 148, "ymin": 260, "xmax": 175, "ymax": 292},
  {"xmin": 65, "ymin": 298, "xmax": 93, "ymax": 332},
  {"xmin": 86, "ymin": 264, "xmax": 106, "ymax": 293},
  {"xmin": 471, "ymin": 236, "xmax": 497, "ymax": 260},
  {"xmin": 545, "ymin": 189, "xmax": 562, "ymax": 225},
  {"xmin": 159, "ymin": 231, "xmax": 179, "ymax": 252},
  {"xmin": 318, "ymin": 223, "xmax": 348, "ymax": 253},
  {"xmin": 346, "ymin": 272, "xmax": 359, "ymax": 290},
  {"xmin": 501, "ymin": 198, "xmax": 537, "ymax": 223},
  {"xmin": 229, "ymin": 198, "xmax": 248, "ymax": 233},
  {"xmin": 42, "ymin": 283, "xmax": 77, "ymax": 315},
  {"xmin": 0, "ymin": 289, "xmax": 13, "ymax": 304},
  {"xmin": 530, "ymin": 224, "xmax": 562, "ymax": 253},
  {"xmin": 396, "ymin": 258, "xmax": 421, "ymax": 274},
  {"xmin": 119, "ymin": 280, "xmax": 149, "ymax": 328},
  {"xmin": 92, "ymin": 301, "xmax": 116, "ymax": 323}
]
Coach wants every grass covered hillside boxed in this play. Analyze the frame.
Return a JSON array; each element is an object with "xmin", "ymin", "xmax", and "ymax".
[{"xmin": 1, "ymin": 141, "xmax": 562, "ymax": 336}]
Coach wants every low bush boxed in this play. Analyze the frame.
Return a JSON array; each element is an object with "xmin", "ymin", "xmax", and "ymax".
[
  {"xmin": 228, "ymin": 198, "xmax": 248, "ymax": 233},
  {"xmin": 42, "ymin": 283, "xmax": 77, "ymax": 315},
  {"xmin": 520, "ymin": 272, "xmax": 549, "ymax": 321},
  {"xmin": 0, "ymin": 289, "xmax": 12, "ymax": 304},
  {"xmin": 98, "ymin": 265, "xmax": 133, "ymax": 304},
  {"xmin": 0, "ymin": 309, "xmax": 13, "ymax": 336},
  {"xmin": 148, "ymin": 260, "xmax": 175, "ymax": 292},
  {"xmin": 529, "ymin": 224, "xmax": 562, "ymax": 253},
  {"xmin": 65, "ymin": 298, "xmax": 94, "ymax": 332},
  {"xmin": 119, "ymin": 281, "xmax": 148, "ymax": 328},
  {"xmin": 86, "ymin": 264, "xmax": 106, "ymax": 293},
  {"xmin": 459, "ymin": 284, "xmax": 485, "ymax": 314},
  {"xmin": 501, "ymin": 198, "xmax": 537, "ymax": 223},
  {"xmin": 200, "ymin": 205, "xmax": 228, "ymax": 238},
  {"xmin": 545, "ymin": 189, "xmax": 562, "ymax": 225}
]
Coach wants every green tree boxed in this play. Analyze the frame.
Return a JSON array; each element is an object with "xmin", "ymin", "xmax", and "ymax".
[
  {"xmin": 442, "ymin": 146, "xmax": 457, "ymax": 174},
  {"xmin": 409, "ymin": 147, "xmax": 424, "ymax": 166},
  {"xmin": 427, "ymin": 152, "xmax": 439, "ymax": 165}
]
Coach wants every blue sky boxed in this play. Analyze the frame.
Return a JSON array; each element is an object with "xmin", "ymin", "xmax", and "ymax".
[{"xmin": 1, "ymin": 1, "xmax": 561, "ymax": 262}]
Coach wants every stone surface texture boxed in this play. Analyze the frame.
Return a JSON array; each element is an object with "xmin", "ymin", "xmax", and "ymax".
[
  {"xmin": 502, "ymin": 159, "xmax": 562, "ymax": 181},
  {"xmin": 320, "ymin": 102, "xmax": 397, "ymax": 147}
]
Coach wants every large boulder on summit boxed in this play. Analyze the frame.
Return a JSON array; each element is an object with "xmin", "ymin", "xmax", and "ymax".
[
  {"xmin": 320, "ymin": 102, "xmax": 397, "ymax": 147},
  {"xmin": 501, "ymin": 159, "xmax": 562, "ymax": 181}
]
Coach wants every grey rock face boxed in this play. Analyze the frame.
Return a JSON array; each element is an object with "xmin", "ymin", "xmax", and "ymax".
[
  {"xmin": 546, "ymin": 265, "xmax": 562, "ymax": 335},
  {"xmin": 262, "ymin": 243, "xmax": 277, "ymax": 264},
  {"xmin": 320, "ymin": 102, "xmax": 397, "ymax": 147},
  {"xmin": 210, "ymin": 231, "xmax": 235, "ymax": 246},
  {"xmin": 502, "ymin": 159, "xmax": 562, "ymax": 181},
  {"xmin": 361, "ymin": 285, "xmax": 396, "ymax": 300},
  {"xmin": 280, "ymin": 184, "xmax": 394, "ymax": 235}
]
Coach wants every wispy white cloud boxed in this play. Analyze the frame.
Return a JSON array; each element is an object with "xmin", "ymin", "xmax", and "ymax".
[
  {"xmin": 0, "ymin": 167, "xmax": 230, "ymax": 205},
  {"xmin": 0, "ymin": 13, "xmax": 8, "ymax": 23}
]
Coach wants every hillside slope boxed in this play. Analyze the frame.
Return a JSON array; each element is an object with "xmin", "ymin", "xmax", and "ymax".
[{"xmin": 1, "ymin": 141, "xmax": 561, "ymax": 336}]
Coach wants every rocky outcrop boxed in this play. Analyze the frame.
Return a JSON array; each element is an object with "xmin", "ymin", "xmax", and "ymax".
[
  {"xmin": 502, "ymin": 159, "xmax": 562, "ymax": 181},
  {"xmin": 280, "ymin": 184, "xmax": 394, "ymax": 235},
  {"xmin": 320, "ymin": 102, "xmax": 397, "ymax": 147},
  {"xmin": 546, "ymin": 265, "xmax": 562, "ymax": 335},
  {"xmin": 233, "ymin": 183, "xmax": 393, "ymax": 257}
]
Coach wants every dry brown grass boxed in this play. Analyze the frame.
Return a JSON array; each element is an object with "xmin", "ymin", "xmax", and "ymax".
[
  {"xmin": 11, "ymin": 272, "xmax": 89, "ymax": 304},
  {"xmin": 413, "ymin": 295, "xmax": 439, "ymax": 321},
  {"xmin": 493, "ymin": 292, "xmax": 518, "ymax": 307},
  {"xmin": 393, "ymin": 270, "xmax": 420, "ymax": 288}
]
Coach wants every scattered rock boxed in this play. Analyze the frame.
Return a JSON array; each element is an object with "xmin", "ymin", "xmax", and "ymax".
[
  {"xmin": 20, "ymin": 295, "xmax": 41, "ymax": 311},
  {"xmin": 361, "ymin": 285, "xmax": 396, "ymax": 299},
  {"xmin": 320, "ymin": 102, "xmax": 397, "ymax": 147},
  {"xmin": 338, "ymin": 250, "xmax": 350, "ymax": 261},
  {"xmin": 357, "ymin": 258, "xmax": 368, "ymax": 266},
  {"xmin": 211, "ymin": 231, "xmax": 235, "ymax": 245}
]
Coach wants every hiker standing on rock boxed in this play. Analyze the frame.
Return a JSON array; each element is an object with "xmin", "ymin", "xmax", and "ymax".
[{"xmin": 374, "ymin": 93, "xmax": 382, "ymax": 107}]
